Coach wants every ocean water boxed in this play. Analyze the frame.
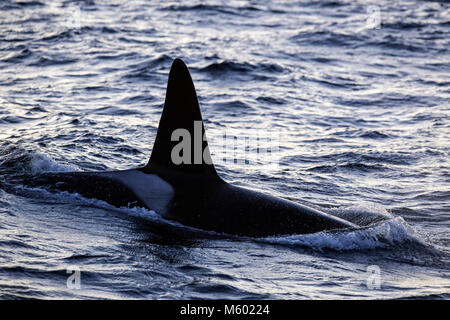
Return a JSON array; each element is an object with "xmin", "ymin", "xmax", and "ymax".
[{"xmin": 0, "ymin": 0, "xmax": 449, "ymax": 299}]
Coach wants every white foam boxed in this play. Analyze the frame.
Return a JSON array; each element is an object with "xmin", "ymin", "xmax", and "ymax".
[
  {"xmin": 327, "ymin": 202, "xmax": 393, "ymax": 227},
  {"xmin": 262, "ymin": 216, "xmax": 423, "ymax": 251},
  {"xmin": 30, "ymin": 152, "xmax": 78, "ymax": 174}
]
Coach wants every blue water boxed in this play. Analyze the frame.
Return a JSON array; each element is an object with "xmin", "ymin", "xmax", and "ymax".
[{"xmin": 1, "ymin": 0, "xmax": 449, "ymax": 299}]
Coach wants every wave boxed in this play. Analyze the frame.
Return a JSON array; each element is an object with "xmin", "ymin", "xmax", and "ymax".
[
  {"xmin": 289, "ymin": 30, "xmax": 368, "ymax": 47},
  {"xmin": 283, "ymin": 150, "xmax": 415, "ymax": 167},
  {"xmin": 0, "ymin": 1, "xmax": 44, "ymax": 10},
  {"xmin": 1, "ymin": 48, "xmax": 33, "ymax": 63},
  {"xmin": 0, "ymin": 145, "xmax": 78, "ymax": 175},
  {"xmin": 159, "ymin": 4, "xmax": 262, "ymax": 17},
  {"xmin": 123, "ymin": 54, "xmax": 173, "ymax": 80},
  {"xmin": 262, "ymin": 216, "xmax": 422, "ymax": 251},
  {"xmin": 29, "ymin": 56, "xmax": 77, "ymax": 67},
  {"xmin": 199, "ymin": 60, "xmax": 284, "ymax": 75}
]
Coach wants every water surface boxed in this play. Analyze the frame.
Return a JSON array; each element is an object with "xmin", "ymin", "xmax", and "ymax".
[{"xmin": 0, "ymin": 0, "xmax": 449, "ymax": 299}]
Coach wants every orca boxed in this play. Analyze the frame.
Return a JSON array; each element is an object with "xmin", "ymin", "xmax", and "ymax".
[{"xmin": 22, "ymin": 58, "xmax": 357, "ymax": 237}]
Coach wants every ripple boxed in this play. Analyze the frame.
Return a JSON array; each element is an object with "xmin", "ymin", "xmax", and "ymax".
[
  {"xmin": 29, "ymin": 56, "xmax": 78, "ymax": 67},
  {"xmin": 256, "ymin": 96, "xmax": 286, "ymax": 105},
  {"xmin": 199, "ymin": 60, "xmax": 283, "ymax": 75},
  {"xmin": 283, "ymin": 151, "xmax": 415, "ymax": 166},
  {"xmin": 159, "ymin": 4, "xmax": 262, "ymax": 17},
  {"xmin": 1, "ymin": 48, "xmax": 33, "ymax": 63}
]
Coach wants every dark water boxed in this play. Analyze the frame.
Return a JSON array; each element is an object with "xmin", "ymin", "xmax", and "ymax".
[{"xmin": 0, "ymin": 0, "xmax": 449, "ymax": 299}]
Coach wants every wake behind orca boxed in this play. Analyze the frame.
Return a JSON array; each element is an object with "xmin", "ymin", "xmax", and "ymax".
[{"xmin": 21, "ymin": 59, "xmax": 357, "ymax": 237}]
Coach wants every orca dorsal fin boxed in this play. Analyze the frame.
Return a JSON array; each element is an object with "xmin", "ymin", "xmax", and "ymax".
[{"xmin": 145, "ymin": 58, "xmax": 220, "ymax": 180}]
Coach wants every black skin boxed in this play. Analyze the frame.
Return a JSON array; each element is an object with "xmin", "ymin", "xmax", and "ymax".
[
  {"xmin": 16, "ymin": 172, "xmax": 147, "ymax": 209},
  {"xmin": 168, "ymin": 182, "xmax": 355, "ymax": 237},
  {"xmin": 142, "ymin": 165, "xmax": 357, "ymax": 237}
]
